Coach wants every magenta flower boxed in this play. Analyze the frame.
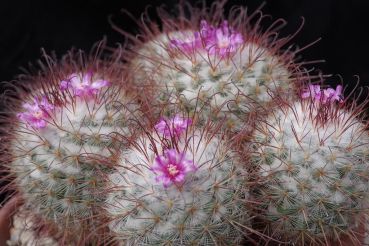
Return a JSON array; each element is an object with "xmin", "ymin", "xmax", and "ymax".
[
  {"xmin": 199, "ymin": 20, "xmax": 214, "ymax": 39},
  {"xmin": 17, "ymin": 96, "xmax": 54, "ymax": 129},
  {"xmin": 152, "ymin": 149, "xmax": 197, "ymax": 187},
  {"xmin": 322, "ymin": 85, "xmax": 343, "ymax": 103},
  {"xmin": 170, "ymin": 32, "xmax": 202, "ymax": 54},
  {"xmin": 169, "ymin": 20, "xmax": 244, "ymax": 57},
  {"xmin": 154, "ymin": 115, "xmax": 192, "ymax": 138},
  {"xmin": 60, "ymin": 73, "xmax": 109, "ymax": 97},
  {"xmin": 301, "ymin": 84, "xmax": 322, "ymax": 100},
  {"xmin": 201, "ymin": 20, "xmax": 244, "ymax": 57},
  {"xmin": 302, "ymin": 84, "xmax": 343, "ymax": 103}
]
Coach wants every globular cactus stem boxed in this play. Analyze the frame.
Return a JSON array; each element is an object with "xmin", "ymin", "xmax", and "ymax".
[
  {"xmin": 121, "ymin": 2, "xmax": 312, "ymax": 132},
  {"xmin": 250, "ymin": 85, "xmax": 369, "ymax": 245},
  {"xmin": 106, "ymin": 114, "xmax": 251, "ymax": 245},
  {"xmin": 2, "ymin": 51, "xmax": 138, "ymax": 243}
]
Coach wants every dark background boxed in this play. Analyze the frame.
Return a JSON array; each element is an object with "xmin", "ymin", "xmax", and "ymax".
[
  {"xmin": 1, "ymin": 0, "xmax": 369, "ymax": 85},
  {"xmin": 0, "ymin": 0, "xmax": 369, "ymax": 201}
]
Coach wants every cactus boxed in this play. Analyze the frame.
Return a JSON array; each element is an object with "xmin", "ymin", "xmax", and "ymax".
[
  {"xmin": 121, "ymin": 2, "xmax": 311, "ymax": 131},
  {"xmin": 1, "ymin": 50, "xmax": 138, "ymax": 243},
  {"xmin": 7, "ymin": 207, "xmax": 60, "ymax": 246},
  {"xmin": 105, "ymin": 115, "xmax": 251, "ymax": 245},
  {"xmin": 250, "ymin": 91, "xmax": 369, "ymax": 245}
]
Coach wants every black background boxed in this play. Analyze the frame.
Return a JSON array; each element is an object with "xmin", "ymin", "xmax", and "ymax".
[
  {"xmin": 1, "ymin": 0, "xmax": 369, "ymax": 85},
  {"xmin": 1, "ymin": 0, "xmax": 369, "ymax": 201}
]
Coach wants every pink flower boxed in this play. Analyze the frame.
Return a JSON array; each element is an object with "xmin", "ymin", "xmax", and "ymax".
[
  {"xmin": 169, "ymin": 20, "xmax": 244, "ymax": 57},
  {"xmin": 202, "ymin": 20, "xmax": 244, "ymax": 57},
  {"xmin": 60, "ymin": 73, "xmax": 109, "ymax": 97},
  {"xmin": 154, "ymin": 115, "xmax": 192, "ymax": 138},
  {"xmin": 199, "ymin": 20, "xmax": 215, "ymax": 39},
  {"xmin": 301, "ymin": 84, "xmax": 343, "ymax": 103},
  {"xmin": 152, "ymin": 149, "xmax": 197, "ymax": 187},
  {"xmin": 301, "ymin": 84, "xmax": 322, "ymax": 100},
  {"xmin": 170, "ymin": 32, "xmax": 202, "ymax": 54},
  {"xmin": 322, "ymin": 85, "xmax": 343, "ymax": 103},
  {"xmin": 17, "ymin": 96, "xmax": 54, "ymax": 129}
]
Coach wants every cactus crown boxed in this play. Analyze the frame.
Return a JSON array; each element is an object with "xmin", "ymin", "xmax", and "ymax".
[{"xmin": 117, "ymin": 1, "xmax": 315, "ymax": 131}]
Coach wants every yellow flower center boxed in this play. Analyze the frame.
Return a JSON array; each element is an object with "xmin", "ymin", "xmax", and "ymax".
[
  {"xmin": 33, "ymin": 110, "xmax": 43, "ymax": 118},
  {"xmin": 167, "ymin": 164, "xmax": 179, "ymax": 176}
]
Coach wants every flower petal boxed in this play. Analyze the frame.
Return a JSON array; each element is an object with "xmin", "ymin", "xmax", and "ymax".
[
  {"xmin": 174, "ymin": 173, "xmax": 185, "ymax": 183},
  {"xmin": 91, "ymin": 80, "xmax": 110, "ymax": 89},
  {"xmin": 152, "ymin": 149, "xmax": 197, "ymax": 188},
  {"xmin": 60, "ymin": 80, "xmax": 69, "ymax": 91}
]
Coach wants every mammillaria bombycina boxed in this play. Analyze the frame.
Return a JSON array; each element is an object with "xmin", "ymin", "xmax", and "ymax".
[
  {"xmin": 118, "ymin": 1, "xmax": 315, "ymax": 132},
  {"xmin": 250, "ymin": 87, "xmax": 369, "ymax": 245},
  {"xmin": 106, "ymin": 115, "xmax": 252, "ymax": 245},
  {"xmin": 1, "ymin": 48, "xmax": 139, "ymax": 244},
  {"xmin": 2, "ymin": 1, "xmax": 368, "ymax": 245}
]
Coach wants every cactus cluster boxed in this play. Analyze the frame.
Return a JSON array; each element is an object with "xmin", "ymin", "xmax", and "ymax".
[{"xmin": 1, "ymin": 1, "xmax": 369, "ymax": 246}]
